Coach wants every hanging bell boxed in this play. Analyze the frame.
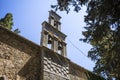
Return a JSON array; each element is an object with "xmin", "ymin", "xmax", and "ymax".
[
  {"xmin": 58, "ymin": 42, "xmax": 62, "ymax": 50},
  {"xmin": 48, "ymin": 35, "xmax": 52, "ymax": 44}
]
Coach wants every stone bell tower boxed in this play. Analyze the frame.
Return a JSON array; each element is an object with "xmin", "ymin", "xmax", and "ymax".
[{"xmin": 41, "ymin": 10, "xmax": 67, "ymax": 57}]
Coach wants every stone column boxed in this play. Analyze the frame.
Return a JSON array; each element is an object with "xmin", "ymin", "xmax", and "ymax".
[
  {"xmin": 58, "ymin": 22, "xmax": 61, "ymax": 31},
  {"xmin": 53, "ymin": 39, "xmax": 58, "ymax": 52},
  {"xmin": 49, "ymin": 17, "xmax": 54, "ymax": 26},
  {"xmin": 62, "ymin": 43, "xmax": 67, "ymax": 57},
  {"xmin": 41, "ymin": 31, "xmax": 48, "ymax": 47}
]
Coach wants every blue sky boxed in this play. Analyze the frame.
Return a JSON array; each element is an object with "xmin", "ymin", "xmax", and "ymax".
[{"xmin": 0, "ymin": 0, "xmax": 95, "ymax": 71}]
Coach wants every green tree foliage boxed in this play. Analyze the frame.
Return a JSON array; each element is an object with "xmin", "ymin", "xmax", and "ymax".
[
  {"xmin": 0, "ymin": 13, "xmax": 20, "ymax": 34},
  {"xmin": 51, "ymin": 0, "xmax": 88, "ymax": 13},
  {"xmin": 85, "ymin": 71, "xmax": 105, "ymax": 80},
  {"xmin": 54, "ymin": 0, "xmax": 120, "ymax": 79},
  {"xmin": 0, "ymin": 13, "xmax": 13, "ymax": 30},
  {"xmin": 13, "ymin": 28, "xmax": 21, "ymax": 33}
]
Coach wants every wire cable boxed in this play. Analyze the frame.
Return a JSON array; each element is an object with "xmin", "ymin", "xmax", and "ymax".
[{"xmin": 67, "ymin": 38, "xmax": 87, "ymax": 57}]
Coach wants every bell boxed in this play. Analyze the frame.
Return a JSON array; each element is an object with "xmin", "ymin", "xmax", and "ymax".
[
  {"xmin": 48, "ymin": 36, "xmax": 52, "ymax": 44},
  {"xmin": 58, "ymin": 42, "xmax": 62, "ymax": 50}
]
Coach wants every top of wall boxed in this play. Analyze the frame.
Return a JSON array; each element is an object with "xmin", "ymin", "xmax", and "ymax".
[{"xmin": 0, "ymin": 26, "xmax": 41, "ymax": 56}]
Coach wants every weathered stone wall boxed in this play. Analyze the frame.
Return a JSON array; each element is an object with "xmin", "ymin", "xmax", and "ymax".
[
  {"xmin": 69, "ymin": 62, "xmax": 88, "ymax": 80},
  {"xmin": 69, "ymin": 58, "xmax": 105, "ymax": 80},
  {"xmin": 0, "ymin": 26, "xmax": 42, "ymax": 80},
  {"xmin": 41, "ymin": 47, "xmax": 104, "ymax": 80},
  {"xmin": 42, "ymin": 47, "xmax": 69, "ymax": 80},
  {"xmin": 0, "ymin": 26, "xmax": 104, "ymax": 80},
  {"xmin": 0, "ymin": 41, "xmax": 31, "ymax": 80}
]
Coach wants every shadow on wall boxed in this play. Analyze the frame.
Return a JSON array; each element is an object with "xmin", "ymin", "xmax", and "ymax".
[{"xmin": 18, "ymin": 55, "xmax": 41, "ymax": 80}]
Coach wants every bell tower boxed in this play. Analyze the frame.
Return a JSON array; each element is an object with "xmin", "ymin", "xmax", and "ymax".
[{"xmin": 41, "ymin": 10, "xmax": 67, "ymax": 57}]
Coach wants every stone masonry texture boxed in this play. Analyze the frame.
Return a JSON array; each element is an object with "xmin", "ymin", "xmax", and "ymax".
[{"xmin": 0, "ymin": 26, "xmax": 105, "ymax": 80}]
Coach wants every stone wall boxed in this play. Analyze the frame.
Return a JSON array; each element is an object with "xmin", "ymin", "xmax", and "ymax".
[
  {"xmin": 0, "ymin": 26, "xmax": 104, "ymax": 80},
  {"xmin": 41, "ymin": 47, "xmax": 105, "ymax": 80},
  {"xmin": 0, "ymin": 26, "xmax": 42, "ymax": 80},
  {"xmin": 42, "ymin": 47, "xmax": 69, "ymax": 80},
  {"xmin": 0, "ymin": 41, "xmax": 31, "ymax": 80},
  {"xmin": 69, "ymin": 63, "xmax": 105, "ymax": 80},
  {"xmin": 69, "ymin": 62, "xmax": 88, "ymax": 80}
]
